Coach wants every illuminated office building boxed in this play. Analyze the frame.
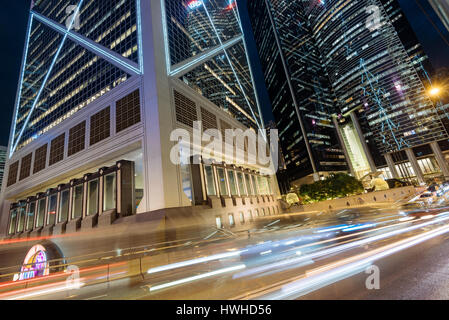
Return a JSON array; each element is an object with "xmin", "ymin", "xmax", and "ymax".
[
  {"xmin": 2, "ymin": 0, "xmax": 279, "ymax": 239},
  {"xmin": 247, "ymin": 0, "xmax": 348, "ymax": 192}
]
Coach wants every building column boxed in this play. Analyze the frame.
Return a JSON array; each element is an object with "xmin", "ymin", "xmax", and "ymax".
[
  {"xmin": 430, "ymin": 141, "xmax": 449, "ymax": 179},
  {"xmin": 384, "ymin": 153, "xmax": 399, "ymax": 179},
  {"xmin": 405, "ymin": 148, "xmax": 425, "ymax": 184},
  {"xmin": 349, "ymin": 112, "xmax": 377, "ymax": 173},
  {"xmin": 332, "ymin": 116, "xmax": 356, "ymax": 177}
]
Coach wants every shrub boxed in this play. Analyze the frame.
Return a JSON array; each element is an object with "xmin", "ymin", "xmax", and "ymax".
[{"xmin": 297, "ymin": 173, "xmax": 363, "ymax": 203}]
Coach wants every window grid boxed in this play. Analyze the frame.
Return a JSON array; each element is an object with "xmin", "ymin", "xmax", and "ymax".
[
  {"xmin": 68, "ymin": 121, "xmax": 86, "ymax": 157},
  {"xmin": 174, "ymin": 90, "xmax": 197, "ymax": 127},
  {"xmin": 90, "ymin": 107, "xmax": 111, "ymax": 146},
  {"xmin": 201, "ymin": 107, "xmax": 218, "ymax": 130},
  {"xmin": 49, "ymin": 133, "xmax": 65, "ymax": 166},
  {"xmin": 19, "ymin": 153, "xmax": 33, "ymax": 181},
  {"xmin": 7, "ymin": 161, "xmax": 19, "ymax": 187},
  {"xmin": 116, "ymin": 89, "xmax": 141, "ymax": 133},
  {"xmin": 33, "ymin": 144, "xmax": 48, "ymax": 174}
]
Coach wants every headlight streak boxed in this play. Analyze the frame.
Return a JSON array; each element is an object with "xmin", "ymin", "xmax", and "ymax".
[
  {"xmin": 232, "ymin": 257, "xmax": 314, "ymax": 279},
  {"xmin": 279, "ymin": 215, "xmax": 449, "ymax": 268},
  {"xmin": 341, "ymin": 223, "xmax": 377, "ymax": 232},
  {"xmin": 147, "ymin": 250, "xmax": 245, "ymax": 274},
  {"xmin": 7, "ymin": 281, "xmax": 86, "ymax": 300},
  {"xmin": 269, "ymin": 222, "xmax": 449, "ymax": 300},
  {"xmin": 230, "ymin": 214, "xmax": 449, "ymax": 300},
  {"xmin": 149, "ymin": 264, "xmax": 246, "ymax": 292}
]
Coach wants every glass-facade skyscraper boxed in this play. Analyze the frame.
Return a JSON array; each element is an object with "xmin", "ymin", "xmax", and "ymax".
[{"xmin": 247, "ymin": 0, "xmax": 349, "ymax": 192}]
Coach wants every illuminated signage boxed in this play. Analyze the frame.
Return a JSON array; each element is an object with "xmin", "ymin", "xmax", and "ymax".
[{"xmin": 15, "ymin": 245, "xmax": 50, "ymax": 281}]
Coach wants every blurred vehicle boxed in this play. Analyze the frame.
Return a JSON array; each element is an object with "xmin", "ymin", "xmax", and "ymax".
[
  {"xmin": 441, "ymin": 181, "xmax": 449, "ymax": 188},
  {"xmin": 336, "ymin": 209, "xmax": 361, "ymax": 222},
  {"xmin": 400, "ymin": 201, "xmax": 426, "ymax": 212},
  {"xmin": 418, "ymin": 191, "xmax": 438, "ymax": 205},
  {"xmin": 427, "ymin": 182, "xmax": 440, "ymax": 193},
  {"xmin": 386, "ymin": 179, "xmax": 411, "ymax": 189}
]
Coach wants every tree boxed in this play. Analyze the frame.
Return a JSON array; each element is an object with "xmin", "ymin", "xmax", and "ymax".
[{"xmin": 297, "ymin": 173, "xmax": 363, "ymax": 203}]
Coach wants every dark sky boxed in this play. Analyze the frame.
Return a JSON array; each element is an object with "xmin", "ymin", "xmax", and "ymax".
[
  {"xmin": 398, "ymin": 0, "xmax": 449, "ymax": 70},
  {"xmin": 0, "ymin": 1, "xmax": 30, "ymax": 147},
  {"xmin": 0, "ymin": 0, "xmax": 448, "ymax": 147}
]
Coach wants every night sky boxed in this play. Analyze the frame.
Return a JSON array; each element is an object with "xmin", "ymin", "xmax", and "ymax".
[{"xmin": 0, "ymin": 0, "xmax": 448, "ymax": 148}]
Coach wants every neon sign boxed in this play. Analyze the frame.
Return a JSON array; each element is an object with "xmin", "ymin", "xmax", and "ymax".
[{"xmin": 16, "ymin": 245, "xmax": 50, "ymax": 281}]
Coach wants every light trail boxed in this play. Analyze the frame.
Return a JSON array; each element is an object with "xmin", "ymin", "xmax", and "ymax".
[
  {"xmin": 270, "ymin": 222, "xmax": 449, "ymax": 300},
  {"xmin": 147, "ymin": 250, "xmax": 245, "ymax": 274},
  {"xmin": 149, "ymin": 264, "xmax": 246, "ymax": 292}
]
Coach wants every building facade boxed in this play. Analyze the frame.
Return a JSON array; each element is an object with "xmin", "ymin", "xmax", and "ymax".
[{"xmin": 2, "ymin": 0, "xmax": 280, "ymax": 239}]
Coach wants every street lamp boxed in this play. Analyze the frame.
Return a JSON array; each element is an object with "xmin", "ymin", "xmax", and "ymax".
[{"xmin": 429, "ymin": 86, "xmax": 442, "ymax": 97}]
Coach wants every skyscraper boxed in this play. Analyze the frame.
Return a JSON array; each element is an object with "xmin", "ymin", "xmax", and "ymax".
[
  {"xmin": 247, "ymin": 0, "xmax": 449, "ymax": 186},
  {"xmin": 2, "ymin": 0, "xmax": 279, "ymax": 239},
  {"xmin": 247, "ymin": 0, "xmax": 348, "ymax": 192}
]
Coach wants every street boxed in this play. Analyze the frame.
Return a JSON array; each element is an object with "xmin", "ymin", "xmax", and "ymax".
[{"xmin": 1, "ymin": 195, "xmax": 449, "ymax": 300}]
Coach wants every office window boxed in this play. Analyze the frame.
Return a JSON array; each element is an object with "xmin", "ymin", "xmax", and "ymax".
[
  {"xmin": 34, "ymin": 144, "xmax": 47, "ymax": 174},
  {"xmin": 204, "ymin": 165, "xmax": 216, "ymax": 196},
  {"xmin": 237, "ymin": 172, "xmax": 246, "ymax": 196},
  {"xmin": 116, "ymin": 89, "xmax": 141, "ymax": 132},
  {"xmin": 245, "ymin": 173, "xmax": 253, "ymax": 195},
  {"xmin": 103, "ymin": 172, "xmax": 117, "ymax": 211},
  {"xmin": 217, "ymin": 167, "xmax": 229, "ymax": 196},
  {"xmin": 90, "ymin": 107, "xmax": 111, "ymax": 146},
  {"xmin": 47, "ymin": 194, "xmax": 57, "ymax": 226},
  {"xmin": 68, "ymin": 121, "xmax": 86, "ymax": 156},
  {"xmin": 26, "ymin": 202, "xmax": 36, "ymax": 231},
  {"xmin": 35, "ymin": 199, "xmax": 46, "ymax": 228},
  {"xmin": 228, "ymin": 214, "xmax": 235, "ymax": 227},
  {"xmin": 16, "ymin": 206, "xmax": 26, "ymax": 233},
  {"xmin": 8, "ymin": 209, "xmax": 17, "ymax": 235},
  {"xmin": 216, "ymin": 216, "xmax": 222, "ymax": 229},
  {"xmin": 227, "ymin": 170, "xmax": 238, "ymax": 196},
  {"xmin": 7, "ymin": 161, "xmax": 19, "ymax": 187},
  {"xmin": 19, "ymin": 153, "xmax": 32, "ymax": 181},
  {"xmin": 87, "ymin": 179, "xmax": 99, "ymax": 216},
  {"xmin": 59, "ymin": 190, "xmax": 70, "ymax": 223},
  {"xmin": 49, "ymin": 133, "xmax": 65, "ymax": 166},
  {"xmin": 239, "ymin": 211, "xmax": 245, "ymax": 224},
  {"xmin": 251, "ymin": 175, "xmax": 258, "ymax": 195}
]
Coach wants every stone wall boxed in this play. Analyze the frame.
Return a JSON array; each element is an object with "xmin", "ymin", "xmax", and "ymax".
[{"xmin": 286, "ymin": 186, "xmax": 423, "ymax": 213}]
